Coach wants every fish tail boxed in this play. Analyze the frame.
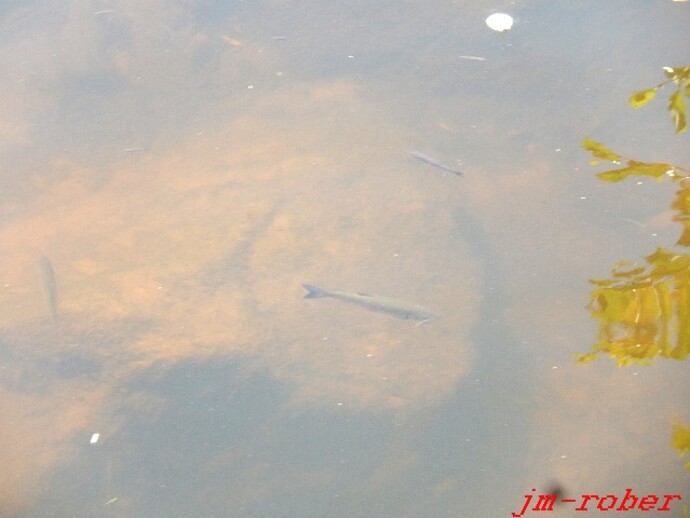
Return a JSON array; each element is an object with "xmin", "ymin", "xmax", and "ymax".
[{"xmin": 303, "ymin": 284, "xmax": 328, "ymax": 299}]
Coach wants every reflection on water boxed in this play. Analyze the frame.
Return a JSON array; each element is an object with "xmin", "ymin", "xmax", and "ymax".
[{"xmin": 0, "ymin": 1, "xmax": 688, "ymax": 516}]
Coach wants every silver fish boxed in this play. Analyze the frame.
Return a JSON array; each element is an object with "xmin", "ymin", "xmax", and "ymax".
[
  {"xmin": 303, "ymin": 284, "xmax": 439, "ymax": 325},
  {"xmin": 410, "ymin": 150, "xmax": 464, "ymax": 177},
  {"xmin": 39, "ymin": 256, "xmax": 58, "ymax": 324}
]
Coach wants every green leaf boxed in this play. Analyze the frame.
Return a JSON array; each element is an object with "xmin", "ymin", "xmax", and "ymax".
[
  {"xmin": 629, "ymin": 88, "xmax": 657, "ymax": 108},
  {"xmin": 669, "ymin": 90, "xmax": 687, "ymax": 133},
  {"xmin": 581, "ymin": 137, "xmax": 622, "ymax": 162}
]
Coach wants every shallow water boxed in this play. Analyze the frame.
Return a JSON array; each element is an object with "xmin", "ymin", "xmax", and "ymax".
[{"xmin": 0, "ymin": 2, "xmax": 688, "ymax": 516}]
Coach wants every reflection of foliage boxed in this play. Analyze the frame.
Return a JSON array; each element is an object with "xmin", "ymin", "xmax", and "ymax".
[
  {"xmin": 672, "ymin": 183, "xmax": 690, "ymax": 247},
  {"xmin": 580, "ymin": 67, "xmax": 690, "ymax": 473},
  {"xmin": 672, "ymin": 422, "xmax": 690, "ymax": 471},
  {"xmin": 583, "ymin": 139, "xmax": 690, "ymax": 248},
  {"xmin": 629, "ymin": 66, "xmax": 690, "ymax": 134},
  {"xmin": 577, "ymin": 70, "xmax": 690, "ymax": 369},
  {"xmin": 575, "ymin": 67, "xmax": 690, "ymax": 476},
  {"xmin": 582, "ymin": 138, "xmax": 690, "ymax": 183},
  {"xmin": 577, "ymin": 248, "xmax": 690, "ymax": 365}
]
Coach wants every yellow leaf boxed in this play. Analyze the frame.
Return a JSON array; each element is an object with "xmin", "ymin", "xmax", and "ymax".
[
  {"xmin": 574, "ymin": 352, "xmax": 597, "ymax": 364},
  {"xmin": 596, "ymin": 161, "xmax": 672, "ymax": 182},
  {"xmin": 671, "ymin": 422, "xmax": 690, "ymax": 456},
  {"xmin": 596, "ymin": 168, "xmax": 632, "ymax": 181},
  {"xmin": 589, "ymin": 278, "xmax": 614, "ymax": 287},
  {"xmin": 645, "ymin": 247, "xmax": 675, "ymax": 264},
  {"xmin": 629, "ymin": 88, "xmax": 657, "ymax": 108},
  {"xmin": 581, "ymin": 137, "xmax": 622, "ymax": 162},
  {"xmin": 579, "ymin": 246, "xmax": 690, "ymax": 366},
  {"xmin": 671, "ymin": 186, "xmax": 690, "ymax": 215},
  {"xmin": 663, "ymin": 66, "xmax": 690, "ymax": 83},
  {"xmin": 668, "ymin": 90, "xmax": 687, "ymax": 133},
  {"xmin": 629, "ymin": 160, "xmax": 675, "ymax": 177},
  {"xmin": 677, "ymin": 226, "xmax": 690, "ymax": 247},
  {"xmin": 611, "ymin": 260, "xmax": 646, "ymax": 278},
  {"xmin": 612, "ymin": 266, "xmax": 646, "ymax": 278}
]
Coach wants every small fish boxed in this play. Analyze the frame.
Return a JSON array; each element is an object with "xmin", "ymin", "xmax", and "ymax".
[
  {"xmin": 303, "ymin": 284, "xmax": 439, "ymax": 325},
  {"xmin": 410, "ymin": 150, "xmax": 464, "ymax": 177},
  {"xmin": 39, "ymin": 256, "xmax": 58, "ymax": 324}
]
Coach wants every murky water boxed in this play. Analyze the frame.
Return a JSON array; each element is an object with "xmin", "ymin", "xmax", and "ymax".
[{"xmin": 1, "ymin": 2, "xmax": 688, "ymax": 516}]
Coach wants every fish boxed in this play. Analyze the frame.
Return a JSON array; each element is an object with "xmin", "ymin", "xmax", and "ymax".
[
  {"xmin": 303, "ymin": 284, "xmax": 439, "ymax": 325},
  {"xmin": 39, "ymin": 256, "xmax": 58, "ymax": 324},
  {"xmin": 410, "ymin": 150, "xmax": 464, "ymax": 177}
]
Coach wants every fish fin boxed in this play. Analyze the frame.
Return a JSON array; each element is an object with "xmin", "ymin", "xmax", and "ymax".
[{"xmin": 303, "ymin": 284, "xmax": 328, "ymax": 299}]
